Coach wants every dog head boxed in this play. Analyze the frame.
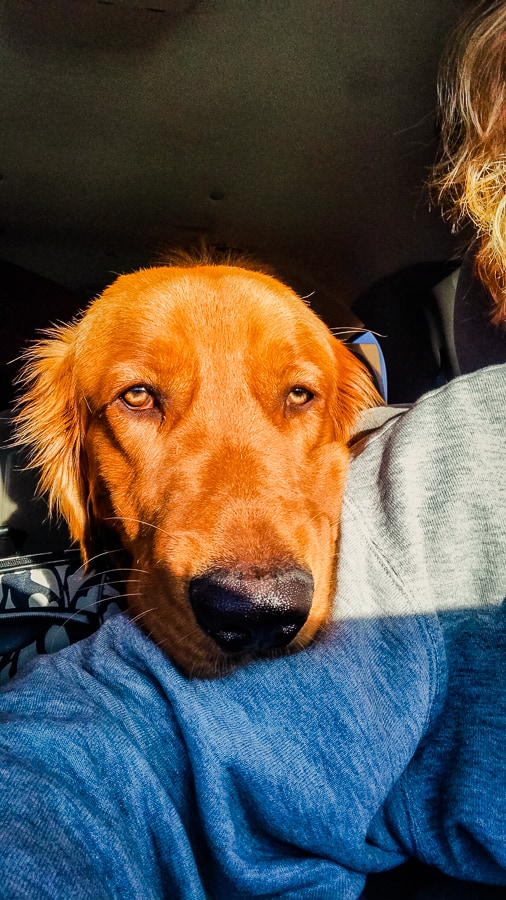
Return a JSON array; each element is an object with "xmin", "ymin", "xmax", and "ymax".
[{"xmin": 16, "ymin": 261, "xmax": 381, "ymax": 676}]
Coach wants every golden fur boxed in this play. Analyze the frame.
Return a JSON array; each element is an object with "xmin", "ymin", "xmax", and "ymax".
[{"xmin": 15, "ymin": 259, "xmax": 380, "ymax": 677}]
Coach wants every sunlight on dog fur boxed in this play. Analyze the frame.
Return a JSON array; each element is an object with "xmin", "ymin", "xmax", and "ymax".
[{"xmin": 15, "ymin": 255, "xmax": 381, "ymax": 677}]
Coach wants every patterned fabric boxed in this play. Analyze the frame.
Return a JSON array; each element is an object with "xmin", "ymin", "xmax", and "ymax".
[{"xmin": 0, "ymin": 551, "xmax": 123, "ymax": 684}]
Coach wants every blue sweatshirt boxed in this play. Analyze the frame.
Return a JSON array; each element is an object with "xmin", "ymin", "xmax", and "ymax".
[{"xmin": 0, "ymin": 365, "xmax": 505, "ymax": 899}]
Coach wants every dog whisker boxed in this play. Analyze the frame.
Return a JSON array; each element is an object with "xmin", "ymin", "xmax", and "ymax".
[
  {"xmin": 303, "ymin": 510, "xmax": 330, "ymax": 527},
  {"xmin": 128, "ymin": 606, "xmax": 160, "ymax": 627},
  {"xmin": 73, "ymin": 550, "xmax": 124, "ymax": 576},
  {"xmin": 90, "ymin": 578, "xmax": 133, "ymax": 589},
  {"xmin": 115, "ymin": 591, "xmax": 144, "ymax": 602},
  {"xmin": 44, "ymin": 593, "xmax": 133, "ymax": 653},
  {"xmin": 329, "ymin": 326, "xmax": 386, "ymax": 338},
  {"xmin": 104, "ymin": 516, "xmax": 173, "ymax": 540}
]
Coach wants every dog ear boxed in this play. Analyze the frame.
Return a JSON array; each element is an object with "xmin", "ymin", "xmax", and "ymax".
[
  {"xmin": 14, "ymin": 321, "xmax": 93, "ymax": 561},
  {"xmin": 331, "ymin": 341, "xmax": 384, "ymax": 443}
]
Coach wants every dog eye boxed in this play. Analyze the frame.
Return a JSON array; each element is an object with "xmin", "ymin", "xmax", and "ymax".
[
  {"xmin": 120, "ymin": 386, "xmax": 155, "ymax": 410},
  {"xmin": 287, "ymin": 387, "xmax": 314, "ymax": 406}
]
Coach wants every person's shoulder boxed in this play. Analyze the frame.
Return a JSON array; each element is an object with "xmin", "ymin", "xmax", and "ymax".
[
  {"xmin": 341, "ymin": 365, "xmax": 506, "ymax": 619},
  {"xmin": 351, "ymin": 363, "xmax": 506, "ymax": 468}
]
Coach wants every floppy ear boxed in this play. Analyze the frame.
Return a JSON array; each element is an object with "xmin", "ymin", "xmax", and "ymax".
[
  {"xmin": 14, "ymin": 321, "xmax": 92, "ymax": 560},
  {"xmin": 331, "ymin": 340, "xmax": 384, "ymax": 442}
]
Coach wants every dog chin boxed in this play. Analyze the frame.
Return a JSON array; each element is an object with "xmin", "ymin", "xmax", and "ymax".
[
  {"xmin": 173, "ymin": 631, "xmax": 316, "ymax": 680},
  {"xmin": 126, "ymin": 600, "xmax": 320, "ymax": 679}
]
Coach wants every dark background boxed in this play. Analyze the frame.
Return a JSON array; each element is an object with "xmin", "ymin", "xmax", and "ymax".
[{"xmin": 1, "ymin": 0, "xmax": 471, "ymax": 320}]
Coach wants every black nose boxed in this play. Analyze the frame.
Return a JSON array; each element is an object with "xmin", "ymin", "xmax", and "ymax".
[{"xmin": 189, "ymin": 566, "xmax": 314, "ymax": 654}]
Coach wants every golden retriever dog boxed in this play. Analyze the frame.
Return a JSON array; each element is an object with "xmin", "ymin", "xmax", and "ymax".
[{"xmin": 15, "ymin": 255, "xmax": 381, "ymax": 677}]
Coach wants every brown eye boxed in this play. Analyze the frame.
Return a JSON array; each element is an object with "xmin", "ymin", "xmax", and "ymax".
[
  {"xmin": 287, "ymin": 386, "xmax": 314, "ymax": 406},
  {"xmin": 121, "ymin": 385, "xmax": 155, "ymax": 410}
]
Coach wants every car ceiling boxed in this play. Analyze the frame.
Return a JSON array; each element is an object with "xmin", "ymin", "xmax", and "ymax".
[{"xmin": 1, "ymin": 0, "xmax": 471, "ymax": 323}]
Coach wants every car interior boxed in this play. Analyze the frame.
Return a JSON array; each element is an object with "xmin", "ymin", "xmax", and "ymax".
[{"xmin": 1, "ymin": 1, "xmax": 503, "ymax": 897}]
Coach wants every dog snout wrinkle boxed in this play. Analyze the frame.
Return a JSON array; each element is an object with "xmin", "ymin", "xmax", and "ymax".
[{"xmin": 189, "ymin": 566, "xmax": 314, "ymax": 654}]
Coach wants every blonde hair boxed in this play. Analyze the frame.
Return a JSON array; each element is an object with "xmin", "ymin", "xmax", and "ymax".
[{"xmin": 432, "ymin": 0, "xmax": 506, "ymax": 326}]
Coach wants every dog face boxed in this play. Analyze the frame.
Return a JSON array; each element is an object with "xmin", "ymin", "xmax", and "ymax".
[{"xmin": 16, "ymin": 263, "xmax": 381, "ymax": 676}]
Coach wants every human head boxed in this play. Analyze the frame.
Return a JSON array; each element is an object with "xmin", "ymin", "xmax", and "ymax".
[{"xmin": 432, "ymin": 0, "xmax": 506, "ymax": 326}]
